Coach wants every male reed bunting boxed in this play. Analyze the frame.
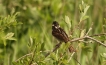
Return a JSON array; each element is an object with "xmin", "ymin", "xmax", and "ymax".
[
  {"xmin": 52, "ymin": 21, "xmax": 69, "ymax": 43},
  {"xmin": 52, "ymin": 21, "xmax": 76, "ymax": 52}
]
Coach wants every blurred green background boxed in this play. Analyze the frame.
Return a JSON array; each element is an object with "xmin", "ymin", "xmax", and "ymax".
[{"xmin": 0, "ymin": 0, "xmax": 106, "ymax": 65}]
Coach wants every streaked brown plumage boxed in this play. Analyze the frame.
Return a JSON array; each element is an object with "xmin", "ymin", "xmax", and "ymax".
[
  {"xmin": 52, "ymin": 21, "xmax": 69, "ymax": 43},
  {"xmin": 52, "ymin": 21, "xmax": 76, "ymax": 52}
]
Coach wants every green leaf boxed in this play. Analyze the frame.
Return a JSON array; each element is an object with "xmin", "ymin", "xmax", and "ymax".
[
  {"xmin": 79, "ymin": 1, "xmax": 90, "ymax": 22},
  {"xmin": 80, "ymin": 15, "xmax": 89, "ymax": 22},
  {"xmin": 82, "ymin": 46, "xmax": 92, "ymax": 54},
  {"xmin": 4, "ymin": 32, "xmax": 16, "ymax": 40},
  {"xmin": 101, "ymin": 53, "xmax": 106, "ymax": 59},
  {"xmin": 84, "ymin": 6, "xmax": 90, "ymax": 16},
  {"xmin": 65, "ymin": 15, "xmax": 71, "ymax": 28},
  {"xmin": 29, "ymin": 36, "xmax": 33, "ymax": 46},
  {"xmin": 40, "ymin": 42, "xmax": 45, "ymax": 51},
  {"xmin": 0, "ymin": 49, "xmax": 3, "ymax": 53},
  {"xmin": 80, "ymin": 29, "xmax": 86, "ymax": 38},
  {"xmin": 7, "ymin": 37, "xmax": 16, "ymax": 40}
]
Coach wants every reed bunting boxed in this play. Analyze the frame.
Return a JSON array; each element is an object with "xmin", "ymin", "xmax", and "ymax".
[
  {"xmin": 52, "ymin": 21, "xmax": 69, "ymax": 43},
  {"xmin": 52, "ymin": 21, "xmax": 76, "ymax": 52}
]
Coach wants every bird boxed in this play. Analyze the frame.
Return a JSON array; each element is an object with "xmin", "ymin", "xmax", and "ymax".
[
  {"xmin": 52, "ymin": 21, "xmax": 76, "ymax": 52},
  {"xmin": 52, "ymin": 21, "xmax": 80, "ymax": 64},
  {"xmin": 52, "ymin": 21, "xmax": 69, "ymax": 43}
]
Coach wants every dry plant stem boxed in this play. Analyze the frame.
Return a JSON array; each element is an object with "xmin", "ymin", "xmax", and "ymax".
[
  {"xmin": 29, "ymin": 52, "xmax": 35, "ymax": 65},
  {"xmin": 86, "ymin": 36, "xmax": 106, "ymax": 47},
  {"xmin": 85, "ymin": 22, "xmax": 93, "ymax": 36},
  {"xmin": 68, "ymin": 41, "xmax": 82, "ymax": 65},
  {"xmin": 29, "ymin": 46, "xmax": 37, "ymax": 65},
  {"xmin": 85, "ymin": 27, "xmax": 92, "ymax": 36},
  {"xmin": 68, "ymin": 52, "xmax": 75, "ymax": 62},
  {"xmin": 15, "ymin": 53, "xmax": 33, "ymax": 62},
  {"xmin": 45, "ymin": 42, "xmax": 62, "ymax": 57},
  {"xmin": 45, "ymin": 33, "xmax": 106, "ymax": 57},
  {"xmin": 89, "ymin": 33, "xmax": 106, "ymax": 37},
  {"xmin": 68, "ymin": 35, "xmax": 106, "ymax": 65},
  {"xmin": 71, "ymin": 36, "xmax": 106, "ymax": 47}
]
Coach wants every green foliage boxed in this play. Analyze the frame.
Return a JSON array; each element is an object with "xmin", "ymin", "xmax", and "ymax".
[
  {"xmin": 0, "ymin": 0, "xmax": 106, "ymax": 65},
  {"xmin": 79, "ymin": 1, "xmax": 90, "ymax": 22},
  {"xmin": 0, "ymin": 13, "xmax": 21, "ymax": 65}
]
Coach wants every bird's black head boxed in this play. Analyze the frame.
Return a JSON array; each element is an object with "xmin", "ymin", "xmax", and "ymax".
[{"xmin": 52, "ymin": 21, "xmax": 60, "ymax": 30}]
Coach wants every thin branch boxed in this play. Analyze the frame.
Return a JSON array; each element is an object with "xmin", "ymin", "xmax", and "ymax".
[
  {"xmin": 45, "ymin": 33, "xmax": 106, "ymax": 57},
  {"xmin": 85, "ymin": 22, "xmax": 93, "ymax": 36},
  {"xmin": 15, "ymin": 53, "xmax": 33, "ymax": 62},
  {"xmin": 86, "ymin": 36, "xmax": 106, "ymax": 47},
  {"xmin": 70, "ymin": 36, "xmax": 106, "ymax": 47},
  {"xmin": 89, "ymin": 33, "xmax": 106, "ymax": 37},
  {"xmin": 29, "ymin": 45, "xmax": 37, "ymax": 65},
  {"xmin": 29, "ymin": 52, "xmax": 35, "ymax": 65},
  {"xmin": 68, "ymin": 52, "xmax": 75, "ymax": 62},
  {"xmin": 70, "ymin": 37, "xmax": 86, "ymax": 42},
  {"xmin": 68, "ymin": 42, "xmax": 81, "ymax": 65},
  {"xmin": 45, "ymin": 42, "xmax": 62, "ymax": 57}
]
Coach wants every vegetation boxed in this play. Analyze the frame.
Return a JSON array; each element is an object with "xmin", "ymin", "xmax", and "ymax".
[{"xmin": 0, "ymin": 0, "xmax": 106, "ymax": 65}]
